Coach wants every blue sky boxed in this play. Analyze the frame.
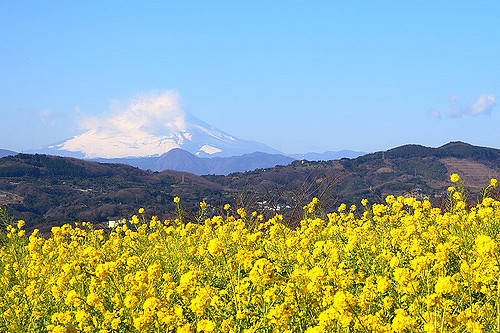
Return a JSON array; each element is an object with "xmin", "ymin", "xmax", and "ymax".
[{"xmin": 1, "ymin": 1, "xmax": 499, "ymax": 154}]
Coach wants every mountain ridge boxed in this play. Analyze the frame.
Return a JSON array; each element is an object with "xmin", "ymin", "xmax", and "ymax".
[
  {"xmin": 0, "ymin": 149, "xmax": 16, "ymax": 158},
  {"xmin": 0, "ymin": 141, "xmax": 498, "ymax": 230},
  {"xmin": 92, "ymin": 148, "xmax": 295, "ymax": 175},
  {"xmin": 289, "ymin": 150, "xmax": 366, "ymax": 161}
]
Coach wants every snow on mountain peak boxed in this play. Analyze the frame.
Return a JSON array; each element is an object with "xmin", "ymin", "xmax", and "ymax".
[
  {"xmin": 47, "ymin": 90, "xmax": 280, "ymax": 159},
  {"xmin": 198, "ymin": 144, "xmax": 223, "ymax": 155},
  {"xmin": 59, "ymin": 91, "xmax": 188, "ymax": 158}
]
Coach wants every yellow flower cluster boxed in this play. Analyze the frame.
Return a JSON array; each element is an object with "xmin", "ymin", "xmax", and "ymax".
[{"xmin": 1, "ymin": 178, "xmax": 499, "ymax": 332}]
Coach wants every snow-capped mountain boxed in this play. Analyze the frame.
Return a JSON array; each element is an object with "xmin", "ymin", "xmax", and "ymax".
[{"xmin": 36, "ymin": 91, "xmax": 281, "ymax": 159}]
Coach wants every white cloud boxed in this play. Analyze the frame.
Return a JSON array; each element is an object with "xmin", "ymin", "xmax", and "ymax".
[
  {"xmin": 39, "ymin": 110, "xmax": 57, "ymax": 126},
  {"xmin": 39, "ymin": 110, "xmax": 51, "ymax": 118},
  {"xmin": 432, "ymin": 93, "xmax": 496, "ymax": 119},
  {"xmin": 471, "ymin": 94, "xmax": 496, "ymax": 116},
  {"xmin": 80, "ymin": 90, "xmax": 184, "ymax": 134},
  {"xmin": 61, "ymin": 90, "xmax": 189, "ymax": 158},
  {"xmin": 430, "ymin": 109, "xmax": 442, "ymax": 119}
]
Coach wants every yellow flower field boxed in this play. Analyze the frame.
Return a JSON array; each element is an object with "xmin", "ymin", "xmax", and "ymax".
[{"xmin": 0, "ymin": 176, "xmax": 499, "ymax": 332}]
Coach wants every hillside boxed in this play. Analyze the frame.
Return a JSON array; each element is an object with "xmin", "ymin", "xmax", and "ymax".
[
  {"xmin": 0, "ymin": 142, "xmax": 498, "ymax": 230},
  {"xmin": 205, "ymin": 141, "xmax": 499, "ymax": 220},
  {"xmin": 0, "ymin": 154, "xmax": 223, "ymax": 231}
]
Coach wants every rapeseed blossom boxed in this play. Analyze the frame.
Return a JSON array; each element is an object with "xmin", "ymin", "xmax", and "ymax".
[
  {"xmin": 0, "ymin": 176, "xmax": 499, "ymax": 332},
  {"xmin": 450, "ymin": 173, "xmax": 461, "ymax": 183}
]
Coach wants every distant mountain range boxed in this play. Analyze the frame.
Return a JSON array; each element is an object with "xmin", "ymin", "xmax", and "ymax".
[
  {"xmin": 0, "ymin": 149, "xmax": 16, "ymax": 158},
  {"xmin": 93, "ymin": 149, "xmax": 295, "ymax": 175},
  {"xmin": 7, "ymin": 146, "xmax": 365, "ymax": 175},
  {"xmin": 1, "ymin": 141, "xmax": 498, "ymax": 231},
  {"xmin": 290, "ymin": 150, "xmax": 366, "ymax": 161}
]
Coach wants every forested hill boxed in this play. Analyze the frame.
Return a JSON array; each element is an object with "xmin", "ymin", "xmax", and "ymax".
[
  {"xmin": 0, "ymin": 154, "xmax": 223, "ymax": 230},
  {"xmin": 206, "ymin": 142, "xmax": 499, "ymax": 219},
  {"xmin": 0, "ymin": 142, "xmax": 498, "ymax": 231}
]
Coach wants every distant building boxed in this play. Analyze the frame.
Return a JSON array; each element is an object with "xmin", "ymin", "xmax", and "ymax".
[{"xmin": 108, "ymin": 220, "xmax": 124, "ymax": 228}]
